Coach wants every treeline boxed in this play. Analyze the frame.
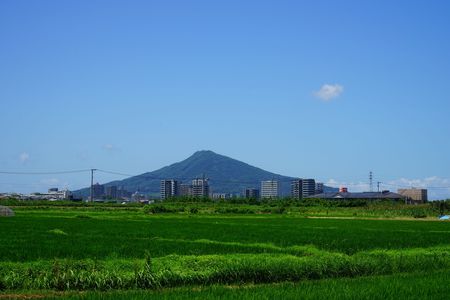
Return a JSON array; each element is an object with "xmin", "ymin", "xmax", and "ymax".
[
  {"xmin": 0, "ymin": 198, "xmax": 144, "ymax": 208},
  {"xmin": 2, "ymin": 197, "xmax": 450, "ymax": 218},
  {"xmin": 160, "ymin": 196, "xmax": 373, "ymax": 206}
]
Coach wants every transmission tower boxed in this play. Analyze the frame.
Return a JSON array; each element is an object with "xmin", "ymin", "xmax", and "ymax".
[
  {"xmin": 90, "ymin": 168, "xmax": 97, "ymax": 202},
  {"xmin": 369, "ymin": 171, "xmax": 373, "ymax": 192}
]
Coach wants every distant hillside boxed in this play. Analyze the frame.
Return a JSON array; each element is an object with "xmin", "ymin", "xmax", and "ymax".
[{"xmin": 74, "ymin": 150, "xmax": 337, "ymax": 197}]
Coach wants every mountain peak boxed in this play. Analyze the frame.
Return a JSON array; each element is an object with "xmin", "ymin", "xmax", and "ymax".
[
  {"xmin": 191, "ymin": 150, "xmax": 217, "ymax": 157},
  {"xmin": 75, "ymin": 151, "xmax": 338, "ymax": 197},
  {"xmin": 186, "ymin": 150, "xmax": 226, "ymax": 162}
]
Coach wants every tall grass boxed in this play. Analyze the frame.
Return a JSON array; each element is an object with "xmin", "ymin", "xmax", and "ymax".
[
  {"xmin": 42, "ymin": 270, "xmax": 450, "ymax": 300},
  {"xmin": 1, "ymin": 246, "xmax": 449, "ymax": 291}
]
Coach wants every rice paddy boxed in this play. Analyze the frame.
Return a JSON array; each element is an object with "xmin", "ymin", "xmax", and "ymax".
[{"xmin": 1, "ymin": 204, "xmax": 449, "ymax": 299}]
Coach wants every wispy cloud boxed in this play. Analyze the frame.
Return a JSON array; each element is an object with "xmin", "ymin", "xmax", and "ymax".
[
  {"xmin": 387, "ymin": 177, "xmax": 450, "ymax": 189},
  {"xmin": 40, "ymin": 178, "xmax": 60, "ymax": 186},
  {"xmin": 19, "ymin": 152, "xmax": 30, "ymax": 164},
  {"xmin": 102, "ymin": 144, "xmax": 119, "ymax": 152},
  {"xmin": 314, "ymin": 84, "xmax": 344, "ymax": 101}
]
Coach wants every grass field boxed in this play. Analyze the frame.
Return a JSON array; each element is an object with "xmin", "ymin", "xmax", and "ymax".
[{"xmin": 1, "ymin": 204, "xmax": 450, "ymax": 298}]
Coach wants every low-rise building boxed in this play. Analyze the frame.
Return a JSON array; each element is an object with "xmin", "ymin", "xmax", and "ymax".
[
  {"xmin": 29, "ymin": 188, "xmax": 73, "ymax": 201},
  {"xmin": 131, "ymin": 191, "xmax": 146, "ymax": 202},
  {"xmin": 212, "ymin": 193, "xmax": 232, "ymax": 199},
  {"xmin": 398, "ymin": 188, "xmax": 428, "ymax": 204},
  {"xmin": 244, "ymin": 188, "xmax": 260, "ymax": 199},
  {"xmin": 307, "ymin": 190, "xmax": 406, "ymax": 201}
]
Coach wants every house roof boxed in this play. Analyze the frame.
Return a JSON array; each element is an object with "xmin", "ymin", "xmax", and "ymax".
[{"xmin": 306, "ymin": 191, "xmax": 406, "ymax": 200}]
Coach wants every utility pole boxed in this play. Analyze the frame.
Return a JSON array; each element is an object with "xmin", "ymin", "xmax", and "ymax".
[
  {"xmin": 202, "ymin": 173, "xmax": 205, "ymax": 197},
  {"xmin": 90, "ymin": 168, "xmax": 97, "ymax": 202},
  {"xmin": 377, "ymin": 181, "xmax": 381, "ymax": 193}
]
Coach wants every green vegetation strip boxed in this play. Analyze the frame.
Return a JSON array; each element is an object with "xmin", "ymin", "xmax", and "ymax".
[
  {"xmin": 33, "ymin": 270, "xmax": 450, "ymax": 300},
  {"xmin": 1, "ymin": 246, "xmax": 449, "ymax": 291}
]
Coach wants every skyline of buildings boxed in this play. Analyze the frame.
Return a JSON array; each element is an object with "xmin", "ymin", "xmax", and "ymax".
[
  {"xmin": 160, "ymin": 178, "xmax": 210, "ymax": 199},
  {"xmin": 0, "ymin": 174, "xmax": 431, "ymax": 204}
]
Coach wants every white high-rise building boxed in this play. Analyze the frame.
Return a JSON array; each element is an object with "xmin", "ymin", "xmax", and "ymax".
[
  {"xmin": 261, "ymin": 180, "xmax": 280, "ymax": 198},
  {"xmin": 160, "ymin": 180, "xmax": 179, "ymax": 199}
]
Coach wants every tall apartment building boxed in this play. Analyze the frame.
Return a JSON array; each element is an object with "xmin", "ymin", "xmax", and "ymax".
[
  {"xmin": 179, "ymin": 184, "xmax": 192, "ymax": 196},
  {"xmin": 302, "ymin": 179, "xmax": 316, "ymax": 197},
  {"xmin": 160, "ymin": 180, "xmax": 179, "ymax": 200},
  {"xmin": 105, "ymin": 186, "xmax": 118, "ymax": 199},
  {"xmin": 315, "ymin": 182, "xmax": 324, "ymax": 194},
  {"xmin": 244, "ymin": 188, "xmax": 260, "ymax": 199},
  {"xmin": 291, "ymin": 180, "xmax": 303, "ymax": 199},
  {"xmin": 398, "ymin": 188, "xmax": 428, "ymax": 203},
  {"xmin": 191, "ymin": 178, "xmax": 209, "ymax": 197},
  {"xmin": 92, "ymin": 183, "xmax": 104, "ymax": 199},
  {"xmin": 261, "ymin": 180, "xmax": 280, "ymax": 198},
  {"xmin": 291, "ymin": 179, "xmax": 317, "ymax": 199}
]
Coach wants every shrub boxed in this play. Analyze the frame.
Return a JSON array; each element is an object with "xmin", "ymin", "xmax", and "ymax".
[
  {"xmin": 271, "ymin": 207, "xmax": 286, "ymax": 214},
  {"xmin": 144, "ymin": 205, "xmax": 184, "ymax": 214},
  {"xmin": 411, "ymin": 209, "xmax": 427, "ymax": 218}
]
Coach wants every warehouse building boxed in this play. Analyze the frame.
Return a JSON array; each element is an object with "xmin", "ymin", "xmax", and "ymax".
[
  {"xmin": 398, "ymin": 188, "xmax": 428, "ymax": 204},
  {"xmin": 307, "ymin": 190, "xmax": 406, "ymax": 201}
]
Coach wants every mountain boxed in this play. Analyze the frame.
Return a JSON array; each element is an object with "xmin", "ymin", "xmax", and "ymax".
[{"xmin": 74, "ymin": 150, "xmax": 337, "ymax": 197}]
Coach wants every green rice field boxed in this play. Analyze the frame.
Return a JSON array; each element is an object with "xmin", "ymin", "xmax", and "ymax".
[{"xmin": 1, "ymin": 205, "xmax": 450, "ymax": 299}]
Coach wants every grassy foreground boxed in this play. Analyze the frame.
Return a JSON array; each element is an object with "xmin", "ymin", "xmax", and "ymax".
[
  {"xmin": 2, "ymin": 207, "xmax": 450, "ymax": 261},
  {"xmin": 1, "ymin": 205, "xmax": 450, "ymax": 298},
  {"xmin": 1, "ymin": 246, "xmax": 450, "ymax": 290},
  {"xmin": 3, "ymin": 270, "xmax": 450, "ymax": 299}
]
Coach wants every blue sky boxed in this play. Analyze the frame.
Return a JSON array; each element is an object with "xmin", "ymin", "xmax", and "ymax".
[{"xmin": 1, "ymin": 0, "xmax": 450, "ymax": 198}]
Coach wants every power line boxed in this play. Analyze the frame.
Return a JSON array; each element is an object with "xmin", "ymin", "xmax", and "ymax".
[
  {"xmin": 2, "ymin": 168, "xmax": 450, "ymax": 190},
  {"xmin": 0, "ymin": 169, "xmax": 91, "ymax": 175},
  {"xmin": 96, "ymin": 169, "xmax": 137, "ymax": 177},
  {"xmin": 323, "ymin": 181, "xmax": 450, "ymax": 190},
  {"xmin": 97, "ymin": 170, "xmax": 284, "ymax": 185}
]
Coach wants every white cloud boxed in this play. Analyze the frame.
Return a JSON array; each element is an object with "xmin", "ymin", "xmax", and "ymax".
[
  {"xmin": 387, "ymin": 176, "xmax": 450, "ymax": 189},
  {"xmin": 314, "ymin": 84, "xmax": 344, "ymax": 101},
  {"xmin": 19, "ymin": 152, "xmax": 30, "ymax": 164},
  {"xmin": 325, "ymin": 179, "xmax": 369, "ymax": 192},
  {"xmin": 386, "ymin": 177, "xmax": 450, "ymax": 200}
]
